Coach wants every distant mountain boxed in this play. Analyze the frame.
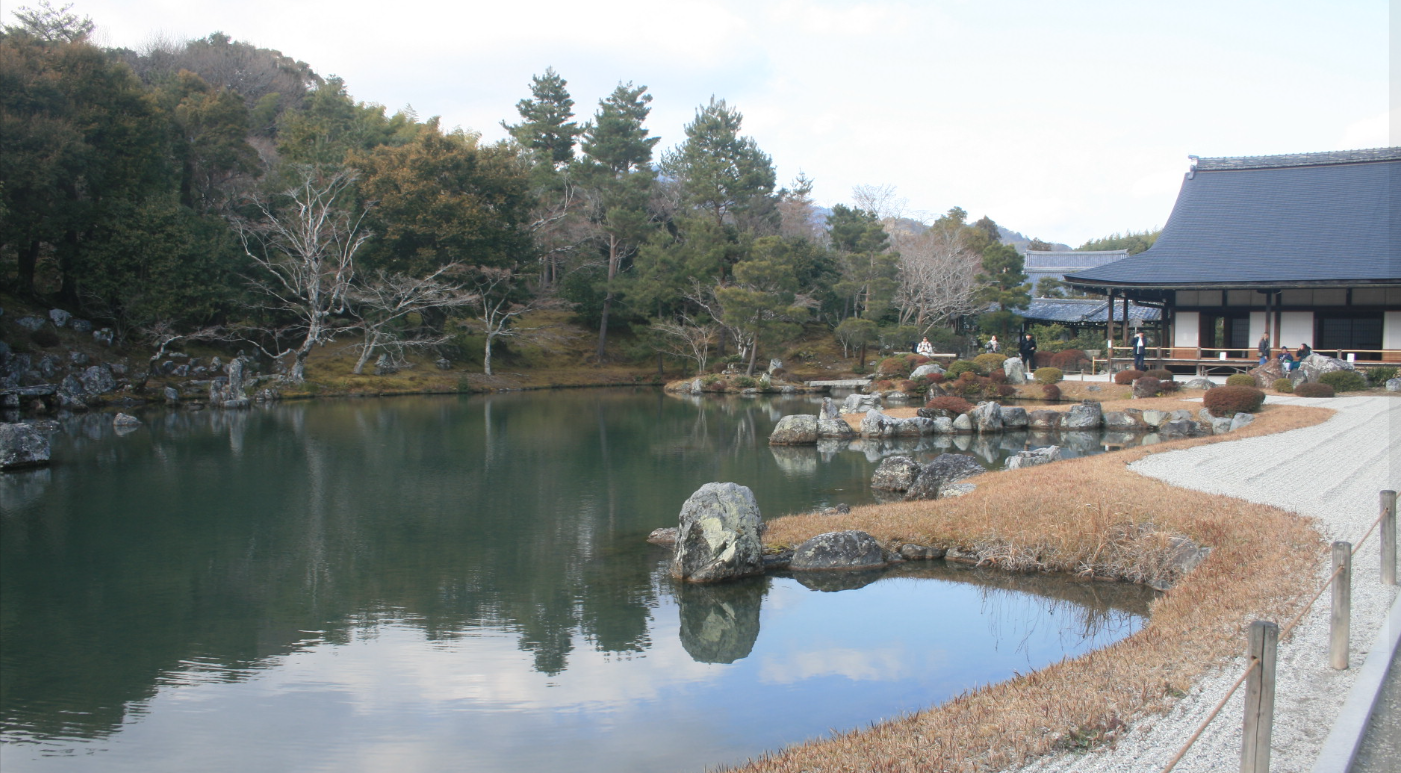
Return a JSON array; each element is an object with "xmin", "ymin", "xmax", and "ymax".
[{"xmin": 998, "ymin": 226, "xmax": 1071, "ymax": 254}]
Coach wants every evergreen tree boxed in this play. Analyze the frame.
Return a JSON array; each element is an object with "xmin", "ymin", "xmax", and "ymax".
[
  {"xmin": 660, "ymin": 97, "xmax": 776, "ymax": 228},
  {"xmin": 828, "ymin": 205, "xmax": 898, "ymax": 321},
  {"xmin": 581, "ymin": 82, "xmax": 658, "ymax": 174},
  {"xmin": 502, "ymin": 67, "xmax": 581, "ymax": 168}
]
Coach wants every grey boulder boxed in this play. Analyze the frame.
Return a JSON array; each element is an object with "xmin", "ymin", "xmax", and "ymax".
[
  {"xmin": 841, "ymin": 393, "xmax": 882, "ymax": 413},
  {"xmin": 1063, "ymin": 401, "xmax": 1103, "ymax": 430},
  {"xmin": 904, "ymin": 453, "xmax": 985, "ymax": 501},
  {"xmin": 670, "ymin": 482, "xmax": 765, "ymax": 583},
  {"xmin": 1003, "ymin": 356, "xmax": 1027, "ymax": 385},
  {"xmin": 1006, "ymin": 445, "xmax": 1062, "ymax": 470},
  {"xmin": 0, "ymin": 422, "xmax": 50, "ymax": 469},
  {"xmin": 1001, "ymin": 406, "xmax": 1029, "ymax": 429},
  {"xmin": 769, "ymin": 414, "xmax": 819, "ymax": 445},
  {"xmin": 790, "ymin": 530, "xmax": 887, "ymax": 571},
  {"xmin": 871, "ymin": 455, "xmax": 922, "ymax": 491},
  {"xmin": 970, "ymin": 401, "xmax": 1003, "ymax": 433}
]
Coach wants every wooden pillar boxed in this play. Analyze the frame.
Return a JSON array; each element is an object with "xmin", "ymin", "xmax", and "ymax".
[
  {"xmin": 1121, "ymin": 293, "xmax": 1130, "ymax": 345},
  {"xmin": 1273, "ymin": 291, "xmax": 1282, "ymax": 357}
]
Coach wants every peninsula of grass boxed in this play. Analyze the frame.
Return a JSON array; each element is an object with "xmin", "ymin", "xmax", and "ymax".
[{"xmin": 740, "ymin": 400, "xmax": 1334, "ymax": 773}]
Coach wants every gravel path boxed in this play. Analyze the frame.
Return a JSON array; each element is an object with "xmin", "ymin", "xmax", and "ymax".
[{"xmin": 1022, "ymin": 394, "xmax": 1401, "ymax": 773}]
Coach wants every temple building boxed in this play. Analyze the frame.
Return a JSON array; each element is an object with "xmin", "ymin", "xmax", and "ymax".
[{"xmin": 1064, "ymin": 148, "xmax": 1401, "ymax": 364}]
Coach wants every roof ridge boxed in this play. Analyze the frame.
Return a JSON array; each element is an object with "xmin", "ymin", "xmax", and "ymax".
[{"xmin": 1192, "ymin": 147, "xmax": 1401, "ymax": 172}]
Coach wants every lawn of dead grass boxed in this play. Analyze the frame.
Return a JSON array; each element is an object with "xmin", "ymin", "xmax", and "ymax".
[{"xmin": 738, "ymin": 402, "xmax": 1334, "ymax": 773}]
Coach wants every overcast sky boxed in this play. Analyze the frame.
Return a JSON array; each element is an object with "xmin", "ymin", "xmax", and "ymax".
[{"xmin": 70, "ymin": 0, "xmax": 1393, "ymax": 245}]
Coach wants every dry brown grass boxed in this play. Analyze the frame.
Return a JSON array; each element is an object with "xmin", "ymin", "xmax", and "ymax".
[{"xmin": 738, "ymin": 403, "xmax": 1335, "ymax": 773}]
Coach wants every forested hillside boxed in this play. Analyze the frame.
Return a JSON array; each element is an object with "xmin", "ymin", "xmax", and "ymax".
[{"xmin": 1, "ymin": 3, "xmax": 1106, "ymax": 382}]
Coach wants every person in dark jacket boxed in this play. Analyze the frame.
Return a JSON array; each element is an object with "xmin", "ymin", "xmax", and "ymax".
[
  {"xmin": 1257, "ymin": 333, "xmax": 1270, "ymax": 365},
  {"xmin": 1019, "ymin": 333, "xmax": 1037, "ymax": 368},
  {"xmin": 1131, "ymin": 331, "xmax": 1147, "ymax": 371}
]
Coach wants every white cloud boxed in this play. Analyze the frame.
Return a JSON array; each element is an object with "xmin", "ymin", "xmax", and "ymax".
[{"xmin": 1340, "ymin": 110, "xmax": 1393, "ymax": 149}]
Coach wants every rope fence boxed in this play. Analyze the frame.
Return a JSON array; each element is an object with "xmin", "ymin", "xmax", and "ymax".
[{"xmin": 1160, "ymin": 489, "xmax": 1397, "ymax": 773}]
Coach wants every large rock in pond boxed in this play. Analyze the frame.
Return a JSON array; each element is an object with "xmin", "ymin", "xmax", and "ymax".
[
  {"xmin": 79, "ymin": 364, "xmax": 116, "ymax": 396},
  {"xmin": 769, "ymin": 414, "xmax": 818, "ymax": 445},
  {"xmin": 670, "ymin": 482, "xmax": 765, "ymax": 583},
  {"xmin": 871, "ymin": 455, "xmax": 922, "ymax": 491},
  {"xmin": 1003, "ymin": 356, "xmax": 1027, "ymax": 385},
  {"xmin": 1298, "ymin": 354, "xmax": 1355, "ymax": 383},
  {"xmin": 1103, "ymin": 411, "xmax": 1141, "ymax": 431},
  {"xmin": 819, "ymin": 397, "xmax": 840, "ymax": 420},
  {"xmin": 951, "ymin": 413, "xmax": 974, "ymax": 433},
  {"xmin": 790, "ymin": 530, "xmax": 887, "ymax": 571},
  {"xmin": 0, "ymin": 422, "xmax": 51, "ymax": 469},
  {"xmin": 970, "ymin": 401, "xmax": 1003, "ymax": 433},
  {"xmin": 904, "ymin": 453, "xmax": 985, "ymax": 501},
  {"xmin": 1001, "ymin": 406, "xmax": 1029, "ymax": 429},
  {"xmin": 1028, "ymin": 410, "xmax": 1060, "ymax": 431},
  {"xmin": 841, "ymin": 393, "xmax": 882, "ymax": 414},
  {"xmin": 1006, "ymin": 445, "xmax": 1062, "ymax": 470},
  {"xmin": 817, "ymin": 417, "xmax": 856, "ymax": 439},
  {"xmin": 1063, "ymin": 401, "xmax": 1103, "ymax": 430}
]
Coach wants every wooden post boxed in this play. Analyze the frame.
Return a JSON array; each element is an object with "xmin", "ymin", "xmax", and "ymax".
[
  {"xmin": 1107, "ymin": 291, "xmax": 1116, "ymax": 373},
  {"xmin": 1241, "ymin": 620, "xmax": 1278, "ymax": 773},
  {"xmin": 1331, "ymin": 541, "xmax": 1351, "ymax": 670},
  {"xmin": 1383, "ymin": 490, "xmax": 1397, "ymax": 586}
]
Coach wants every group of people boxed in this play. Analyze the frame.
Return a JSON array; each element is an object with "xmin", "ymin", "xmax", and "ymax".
[{"xmin": 1260, "ymin": 333, "xmax": 1312, "ymax": 372}]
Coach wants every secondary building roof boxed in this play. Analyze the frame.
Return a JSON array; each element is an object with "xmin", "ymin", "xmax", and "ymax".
[
  {"xmin": 1064, "ymin": 148, "xmax": 1401, "ymax": 290},
  {"xmin": 1025, "ymin": 249, "xmax": 1129, "ymax": 286},
  {"xmin": 1022, "ymin": 298, "xmax": 1161, "ymax": 325}
]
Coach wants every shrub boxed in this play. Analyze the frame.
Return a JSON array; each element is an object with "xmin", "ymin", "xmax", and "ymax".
[
  {"xmin": 1113, "ymin": 369, "xmax": 1144, "ymax": 385},
  {"xmin": 927, "ymin": 372, "xmax": 946, "ymax": 383},
  {"xmin": 1365, "ymin": 366, "xmax": 1398, "ymax": 385},
  {"xmin": 1033, "ymin": 367, "xmax": 1063, "ymax": 385},
  {"xmin": 1225, "ymin": 373, "xmax": 1256, "ymax": 387},
  {"xmin": 1041, "ymin": 383, "xmax": 1061, "ymax": 401},
  {"xmin": 988, "ymin": 369, "xmax": 1008, "ymax": 384},
  {"xmin": 895, "ymin": 379, "xmax": 918, "ymax": 393},
  {"xmin": 1272, "ymin": 378, "xmax": 1294, "ymax": 393},
  {"xmin": 1203, "ymin": 385, "xmax": 1266, "ymax": 417},
  {"xmin": 1319, "ymin": 370, "xmax": 1366, "ymax": 392},
  {"xmin": 30, "ymin": 327, "xmax": 59, "ymax": 348},
  {"xmin": 973, "ymin": 353, "xmax": 1007, "ymax": 373},
  {"xmin": 924, "ymin": 395, "xmax": 974, "ymax": 415},
  {"xmin": 876, "ymin": 356, "xmax": 912, "ymax": 377},
  {"xmin": 1145, "ymin": 369, "xmax": 1175, "ymax": 382},
  {"xmin": 732, "ymin": 375, "xmax": 757, "ymax": 388},
  {"xmin": 996, "ymin": 384, "xmax": 1016, "ymax": 398},
  {"xmin": 946, "ymin": 360, "xmax": 978, "ymax": 379},
  {"xmin": 1135, "ymin": 376, "xmax": 1162, "ymax": 396},
  {"xmin": 1049, "ymin": 349, "xmax": 1090, "ymax": 372},
  {"xmin": 870, "ymin": 379, "xmax": 894, "ymax": 392},
  {"xmin": 1158, "ymin": 381, "xmax": 1180, "ymax": 395},
  {"xmin": 1294, "ymin": 382, "xmax": 1335, "ymax": 398}
]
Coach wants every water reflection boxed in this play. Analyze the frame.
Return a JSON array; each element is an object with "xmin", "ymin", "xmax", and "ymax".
[{"xmin": 1, "ymin": 391, "xmax": 1154, "ymax": 773}]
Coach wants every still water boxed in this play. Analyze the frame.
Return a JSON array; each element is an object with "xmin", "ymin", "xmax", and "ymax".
[{"xmin": 1, "ymin": 390, "xmax": 1153, "ymax": 772}]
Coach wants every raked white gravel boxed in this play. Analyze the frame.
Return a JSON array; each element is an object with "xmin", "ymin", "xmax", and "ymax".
[{"xmin": 1020, "ymin": 394, "xmax": 1401, "ymax": 773}]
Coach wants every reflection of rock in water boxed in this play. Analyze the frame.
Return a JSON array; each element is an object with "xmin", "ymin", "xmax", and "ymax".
[
  {"xmin": 791, "ymin": 568, "xmax": 884, "ymax": 593},
  {"xmin": 677, "ymin": 579, "xmax": 764, "ymax": 664},
  {"xmin": 952, "ymin": 435, "xmax": 972, "ymax": 452},
  {"xmin": 769, "ymin": 445, "xmax": 818, "ymax": 475},
  {"xmin": 1000, "ymin": 431, "xmax": 1030, "ymax": 453},
  {"xmin": 870, "ymin": 487, "xmax": 905, "ymax": 505},
  {"xmin": 0, "ymin": 466, "xmax": 51, "ymax": 511},
  {"xmin": 1059, "ymin": 431, "xmax": 1098, "ymax": 454},
  {"xmin": 971, "ymin": 436, "xmax": 999, "ymax": 464},
  {"xmin": 815, "ymin": 438, "xmax": 850, "ymax": 460}
]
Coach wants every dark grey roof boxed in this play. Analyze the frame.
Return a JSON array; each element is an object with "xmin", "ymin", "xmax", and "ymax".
[
  {"xmin": 1022, "ymin": 298, "xmax": 1160, "ymax": 324},
  {"xmin": 1026, "ymin": 250, "xmax": 1131, "ymax": 286},
  {"xmin": 1066, "ymin": 148, "xmax": 1401, "ymax": 288}
]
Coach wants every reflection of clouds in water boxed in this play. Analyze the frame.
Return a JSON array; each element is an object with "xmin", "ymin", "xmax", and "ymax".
[{"xmin": 758, "ymin": 646, "xmax": 910, "ymax": 684}]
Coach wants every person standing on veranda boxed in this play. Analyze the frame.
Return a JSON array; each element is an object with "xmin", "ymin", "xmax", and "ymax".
[{"xmin": 1131, "ymin": 331, "xmax": 1147, "ymax": 371}]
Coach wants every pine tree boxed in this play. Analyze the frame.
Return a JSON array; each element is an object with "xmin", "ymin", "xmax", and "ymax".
[{"xmin": 502, "ymin": 67, "xmax": 581, "ymax": 168}]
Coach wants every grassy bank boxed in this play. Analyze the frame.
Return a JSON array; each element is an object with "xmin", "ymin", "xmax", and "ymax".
[{"xmin": 737, "ymin": 400, "xmax": 1333, "ymax": 773}]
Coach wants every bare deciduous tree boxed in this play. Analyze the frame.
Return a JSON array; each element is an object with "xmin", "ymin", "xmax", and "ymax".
[
  {"xmin": 347, "ymin": 266, "xmax": 478, "ymax": 375},
  {"xmin": 851, "ymin": 183, "xmax": 907, "ymax": 222},
  {"xmin": 233, "ymin": 165, "xmax": 370, "ymax": 383},
  {"xmin": 463, "ymin": 267, "xmax": 559, "ymax": 376},
  {"xmin": 649, "ymin": 312, "xmax": 717, "ymax": 375},
  {"xmin": 890, "ymin": 223, "xmax": 982, "ymax": 333}
]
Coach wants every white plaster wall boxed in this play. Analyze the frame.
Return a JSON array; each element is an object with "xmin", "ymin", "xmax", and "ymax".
[
  {"xmin": 1279, "ymin": 311, "xmax": 1314, "ymax": 349},
  {"xmin": 1174, "ymin": 311, "xmax": 1200, "ymax": 347},
  {"xmin": 1249, "ymin": 311, "xmax": 1268, "ymax": 345},
  {"xmin": 1385, "ymin": 311, "xmax": 1401, "ymax": 351}
]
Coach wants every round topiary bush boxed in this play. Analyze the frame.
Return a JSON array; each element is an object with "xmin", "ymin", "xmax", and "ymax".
[
  {"xmin": 1225, "ymin": 373, "xmax": 1256, "ymax": 387},
  {"xmin": 1049, "ymin": 349, "xmax": 1089, "ymax": 372},
  {"xmin": 1041, "ymin": 383, "xmax": 1061, "ymax": 401},
  {"xmin": 1134, "ymin": 376, "xmax": 1162, "ymax": 396},
  {"xmin": 1319, "ymin": 370, "xmax": 1366, "ymax": 392},
  {"xmin": 876, "ymin": 356, "xmax": 912, "ymax": 377},
  {"xmin": 1272, "ymin": 378, "xmax": 1294, "ymax": 393},
  {"xmin": 1203, "ymin": 384, "xmax": 1266, "ymax": 417},
  {"xmin": 924, "ymin": 395, "xmax": 974, "ymax": 415},
  {"xmin": 1113, "ymin": 369, "xmax": 1145, "ymax": 385},
  {"xmin": 946, "ymin": 360, "xmax": 978, "ymax": 379},
  {"xmin": 1294, "ymin": 382, "xmax": 1335, "ymax": 398},
  {"xmin": 973, "ymin": 353, "xmax": 1007, "ymax": 374},
  {"xmin": 1145, "ymin": 369, "xmax": 1174, "ymax": 381},
  {"xmin": 1033, "ymin": 367, "xmax": 1063, "ymax": 385}
]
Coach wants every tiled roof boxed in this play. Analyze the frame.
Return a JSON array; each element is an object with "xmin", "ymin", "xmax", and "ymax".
[
  {"xmin": 1022, "ymin": 298, "xmax": 1161, "ymax": 324},
  {"xmin": 1066, "ymin": 148, "xmax": 1401, "ymax": 287}
]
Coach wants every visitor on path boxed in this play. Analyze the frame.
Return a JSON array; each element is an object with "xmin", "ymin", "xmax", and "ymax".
[
  {"xmin": 1257, "ymin": 332, "xmax": 1270, "ymax": 365},
  {"xmin": 1131, "ymin": 331, "xmax": 1147, "ymax": 371},
  {"xmin": 988, "ymin": 335, "xmax": 999, "ymax": 353},
  {"xmin": 1019, "ymin": 333, "xmax": 1037, "ymax": 368},
  {"xmin": 916, "ymin": 338, "xmax": 935, "ymax": 357}
]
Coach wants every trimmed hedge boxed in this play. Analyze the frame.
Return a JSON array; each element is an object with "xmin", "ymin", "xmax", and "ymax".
[
  {"xmin": 1319, "ymin": 370, "xmax": 1366, "ymax": 392},
  {"xmin": 1294, "ymin": 382, "xmax": 1335, "ymax": 398},
  {"xmin": 1272, "ymin": 378, "xmax": 1294, "ymax": 393},
  {"xmin": 924, "ymin": 395, "xmax": 974, "ymax": 415},
  {"xmin": 1225, "ymin": 374, "xmax": 1257, "ymax": 387},
  {"xmin": 973, "ymin": 353, "xmax": 1007, "ymax": 373},
  {"xmin": 1033, "ymin": 367, "xmax": 1063, "ymax": 385},
  {"xmin": 1113, "ymin": 369, "xmax": 1144, "ymax": 385},
  {"xmin": 1049, "ymin": 349, "xmax": 1089, "ymax": 371},
  {"xmin": 1203, "ymin": 385, "xmax": 1266, "ymax": 417}
]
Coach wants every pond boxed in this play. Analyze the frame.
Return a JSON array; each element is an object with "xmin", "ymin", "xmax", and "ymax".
[{"xmin": 0, "ymin": 390, "xmax": 1155, "ymax": 772}]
